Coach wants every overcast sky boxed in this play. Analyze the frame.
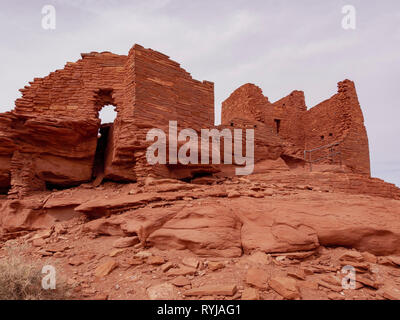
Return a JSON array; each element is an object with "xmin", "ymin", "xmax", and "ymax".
[{"xmin": 0, "ymin": 0, "xmax": 399, "ymax": 186}]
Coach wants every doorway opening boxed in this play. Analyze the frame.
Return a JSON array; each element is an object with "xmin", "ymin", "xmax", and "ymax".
[
  {"xmin": 93, "ymin": 122, "xmax": 113, "ymax": 182},
  {"xmin": 92, "ymin": 89, "xmax": 118, "ymax": 185},
  {"xmin": 93, "ymin": 104, "xmax": 117, "ymax": 178},
  {"xmin": 274, "ymin": 119, "xmax": 281, "ymax": 134}
]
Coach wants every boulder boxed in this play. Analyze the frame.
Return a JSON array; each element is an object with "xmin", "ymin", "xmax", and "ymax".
[
  {"xmin": 94, "ymin": 260, "xmax": 118, "ymax": 278},
  {"xmin": 147, "ymin": 283, "xmax": 176, "ymax": 300},
  {"xmin": 147, "ymin": 205, "xmax": 242, "ymax": 257},
  {"xmin": 241, "ymin": 287, "xmax": 260, "ymax": 300},
  {"xmin": 245, "ymin": 268, "xmax": 269, "ymax": 289},
  {"xmin": 113, "ymin": 236, "xmax": 139, "ymax": 248},
  {"xmin": 269, "ymin": 276, "xmax": 301, "ymax": 300},
  {"xmin": 171, "ymin": 276, "xmax": 191, "ymax": 287}
]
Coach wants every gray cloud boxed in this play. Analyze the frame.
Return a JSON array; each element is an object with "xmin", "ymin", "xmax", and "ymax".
[{"xmin": 0, "ymin": 0, "xmax": 399, "ymax": 186}]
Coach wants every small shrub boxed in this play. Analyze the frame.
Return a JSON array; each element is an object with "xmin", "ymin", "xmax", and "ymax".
[{"xmin": 0, "ymin": 245, "xmax": 71, "ymax": 300}]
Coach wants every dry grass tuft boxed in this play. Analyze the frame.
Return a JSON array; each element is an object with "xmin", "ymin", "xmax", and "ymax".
[{"xmin": 0, "ymin": 244, "xmax": 71, "ymax": 300}]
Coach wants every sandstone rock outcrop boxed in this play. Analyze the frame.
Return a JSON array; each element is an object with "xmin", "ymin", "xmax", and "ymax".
[
  {"xmin": 2, "ymin": 181, "xmax": 400, "ymax": 300},
  {"xmin": 78, "ymin": 189, "xmax": 400, "ymax": 257},
  {"xmin": 2, "ymin": 179, "xmax": 397, "ymax": 258}
]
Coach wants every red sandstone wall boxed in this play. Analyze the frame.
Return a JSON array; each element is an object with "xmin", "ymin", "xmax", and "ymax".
[
  {"xmin": 221, "ymin": 84, "xmax": 307, "ymax": 150},
  {"xmin": 12, "ymin": 51, "xmax": 129, "ymax": 167},
  {"xmin": 0, "ymin": 113, "xmax": 16, "ymax": 192},
  {"xmin": 132, "ymin": 45, "xmax": 214, "ymax": 129},
  {"xmin": 303, "ymin": 80, "xmax": 370, "ymax": 175},
  {"xmin": 221, "ymin": 80, "xmax": 371, "ymax": 175},
  {"xmin": 217, "ymin": 118, "xmax": 287, "ymax": 164},
  {"xmin": 108, "ymin": 45, "xmax": 215, "ymax": 181},
  {"xmin": 221, "ymin": 84, "xmax": 270, "ymax": 125},
  {"xmin": 268, "ymin": 91, "xmax": 307, "ymax": 149},
  {"xmin": 15, "ymin": 52, "xmax": 127, "ymax": 119},
  {"xmin": 0, "ymin": 42, "xmax": 371, "ymax": 197},
  {"xmin": 0, "ymin": 44, "xmax": 216, "ymax": 195},
  {"xmin": 221, "ymin": 85, "xmax": 293, "ymax": 164},
  {"xmin": 5, "ymin": 52, "xmax": 130, "ymax": 196}
]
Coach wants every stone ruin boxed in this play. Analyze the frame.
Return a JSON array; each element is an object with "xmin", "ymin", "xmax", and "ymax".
[
  {"xmin": 0, "ymin": 44, "xmax": 371, "ymax": 198},
  {"xmin": 221, "ymin": 80, "xmax": 370, "ymax": 175}
]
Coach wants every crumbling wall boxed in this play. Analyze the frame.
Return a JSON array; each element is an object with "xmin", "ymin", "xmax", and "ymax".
[
  {"xmin": 0, "ymin": 42, "xmax": 371, "ymax": 197},
  {"xmin": 15, "ymin": 52, "xmax": 128, "ymax": 118},
  {"xmin": 221, "ymin": 84, "xmax": 307, "ymax": 155},
  {"xmin": 221, "ymin": 80, "xmax": 371, "ymax": 175},
  {"xmin": 218, "ymin": 118, "xmax": 287, "ymax": 164},
  {"xmin": 6, "ymin": 52, "xmax": 129, "ymax": 197},
  {"xmin": 221, "ymin": 84, "xmax": 307, "ymax": 161},
  {"xmin": 304, "ymin": 80, "xmax": 370, "ymax": 175},
  {"xmin": 0, "ymin": 113, "xmax": 16, "ymax": 193},
  {"xmin": 104, "ymin": 44, "xmax": 215, "ymax": 181},
  {"xmin": 268, "ymin": 91, "xmax": 307, "ymax": 149},
  {"xmin": 0, "ymin": 44, "xmax": 216, "ymax": 196},
  {"xmin": 133, "ymin": 45, "xmax": 214, "ymax": 129},
  {"xmin": 221, "ymin": 83, "xmax": 270, "ymax": 125}
]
